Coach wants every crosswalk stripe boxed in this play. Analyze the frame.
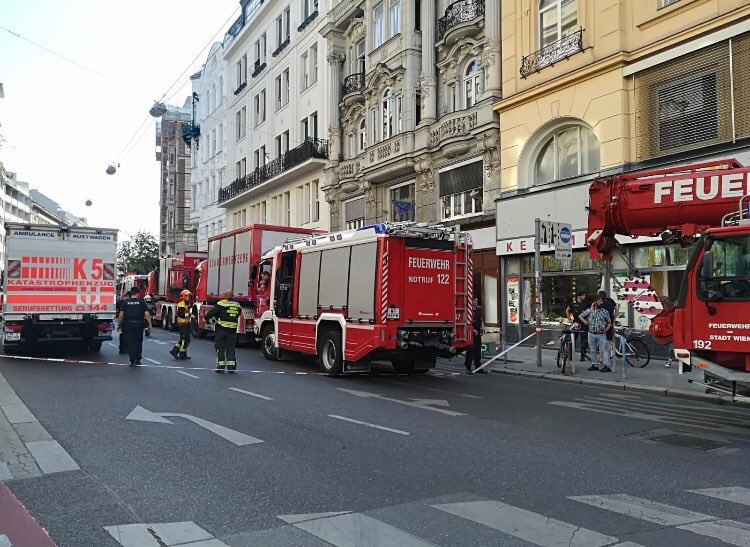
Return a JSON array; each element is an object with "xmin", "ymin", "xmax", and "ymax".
[
  {"xmin": 570, "ymin": 494, "xmax": 750, "ymax": 545},
  {"xmin": 278, "ymin": 512, "xmax": 435, "ymax": 547},
  {"xmin": 689, "ymin": 487, "xmax": 750, "ymax": 506},
  {"xmin": 432, "ymin": 500, "xmax": 619, "ymax": 546}
]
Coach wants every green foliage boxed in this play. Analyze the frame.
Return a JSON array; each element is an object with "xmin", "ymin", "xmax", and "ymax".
[{"xmin": 117, "ymin": 231, "xmax": 159, "ymax": 275}]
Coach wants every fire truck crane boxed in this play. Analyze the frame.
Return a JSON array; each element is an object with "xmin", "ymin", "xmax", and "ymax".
[
  {"xmin": 149, "ymin": 251, "xmax": 206, "ymax": 331},
  {"xmin": 256, "ymin": 222, "xmax": 474, "ymax": 376},
  {"xmin": 587, "ymin": 159, "xmax": 750, "ymax": 398}
]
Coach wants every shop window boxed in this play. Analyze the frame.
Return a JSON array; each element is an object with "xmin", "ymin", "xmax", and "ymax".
[
  {"xmin": 534, "ymin": 125, "xmax": 599, "ymax": 185},
  {"xmin": 539, "ymin": 0, "xmax": 577, "ymax": 49},
  {"xmin": 390, "ymin": 183, "xmax": 415, "ymax": 222}
]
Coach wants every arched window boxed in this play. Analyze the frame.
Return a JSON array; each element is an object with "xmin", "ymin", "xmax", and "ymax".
[
  {"xmin": 358, "ymin": 118, "xmax": 366, "ymax": 152},
  {"xmin": 464, "ymin": 61, "xmax": 482, "ymax": 108},
  {"xmin": 539, "ymin": 0, "xmax": 577, "ymax": 48},
  {"xmin": 534, "ymin": 125, "xmax": 599, "ymax": 184},
  {"xmin": 382, "ymin": 88, "xmax": 395, "ymax": 140}
]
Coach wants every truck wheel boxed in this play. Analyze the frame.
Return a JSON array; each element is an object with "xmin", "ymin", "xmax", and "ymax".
[
  {"xmin": 191, "ymin": 319, "xmax": 206, "ymax": 339},
  {"xmin": 317, "ymin": 330, "xmax": 344, "ymax": 376},
  {"xmin": 261, "ymin": 325, "xmax": 278, "ymax": 361}
]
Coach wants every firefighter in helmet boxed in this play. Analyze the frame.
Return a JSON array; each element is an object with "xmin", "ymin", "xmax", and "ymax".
[
  {"xmin": 204, "ymin": 290, "xmax": 242, "ymax": 373},
  {"xmin": 170, "ymin": 290, "xmax": 193, "ymax": 360}
]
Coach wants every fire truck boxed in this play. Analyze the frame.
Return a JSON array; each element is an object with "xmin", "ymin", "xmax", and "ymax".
[
  {"xmin": 587, "ymin": 159, "xmax": 750, "ymax": 397},
  {"xmin": 150, "ymin": 251, "xmax": 206, "ymax": 331},
  {"xmin": 256, "ymin": 222, "xmax": 474, "ymax": 375},
  {"xmin": 192, "ymin": 224, "xmax": 323, "ymax": 342},
  {"xmin": 118, "ymin": 273, "xmax": 149, "ymax": 299}
]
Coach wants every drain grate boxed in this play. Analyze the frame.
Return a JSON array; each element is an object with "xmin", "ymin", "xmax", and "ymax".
[{"xmin": 627, "ymin": 428, "xmax": 734, "ymax": 454}]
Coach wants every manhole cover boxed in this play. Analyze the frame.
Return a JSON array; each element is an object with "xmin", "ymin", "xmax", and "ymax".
[{"xmin": 627, "ymin": 428, "xmax": 735, "ymax": 454}]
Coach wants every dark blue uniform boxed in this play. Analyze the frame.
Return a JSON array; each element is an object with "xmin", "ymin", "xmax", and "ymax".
[
  {"xmin": 464, "ymin": 306, "xmax": 483, "ymax": 372},
  {"xmin": 121, "ymin": 298, "xmax": 148, "ymax": 365}
]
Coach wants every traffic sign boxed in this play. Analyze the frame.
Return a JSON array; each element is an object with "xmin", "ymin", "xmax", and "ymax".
[{"xmin": 555, "ymin": 223, "xmax": 573, "ymax": 260}]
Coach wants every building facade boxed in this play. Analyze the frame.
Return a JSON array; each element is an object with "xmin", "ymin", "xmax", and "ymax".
[
  {"xmin": 494, "ymin": 0, "xmax": 750, "ymax": 344},
  {"xmin": 0, "ymin": 162, "xmax": 8, "ymax": 268},
  {"xmin": 4, "ymin": 171, "xmax": 31, "ymax": 225},
  {"xmin": 156, "ymin": 100, "xmax": 197, "ymax": 255},
  {"xmin": 190, "ymin": 42, "xmax": 228, "ymax": 251},
  {"xmin": 321, "ymin": 0, "xmax": 502, "ymax": 326},
  {"xmin": 218, "ymin": 0, "xmax": 331, "ymax": 232},
  {"xmin": 29, "ymin": 189, "xmax": 87, "ymax": 227}
]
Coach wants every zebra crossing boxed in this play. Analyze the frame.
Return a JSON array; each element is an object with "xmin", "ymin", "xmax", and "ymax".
[
  {"xmin": 548, "ymin": 392, "xmax": 750, "ymax": 436},
  {"xmin": 268, "ymin": 486, "xmax": 750, "ymax": 546}
]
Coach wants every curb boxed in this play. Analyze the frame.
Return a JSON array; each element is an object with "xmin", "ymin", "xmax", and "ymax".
[{"xmin": 492, "ymin": 367, "xmax": 749, "ymax": 407}]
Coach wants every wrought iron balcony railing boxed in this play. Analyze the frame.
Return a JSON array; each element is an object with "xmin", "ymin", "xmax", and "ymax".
[
  {"xmin": 520, "ymin": 29, "xmax": 584, "ymax": 78},
  {"xmin": 218, "ymin": 138, "xmax": 329, "ymax": 204},
  {"xmin": 342, "ymin": 72, "xmax": 365, "ymax": 96},
  {"xmin": 437, "ymin": 0, "xmax": 485, "ymax": 41}
]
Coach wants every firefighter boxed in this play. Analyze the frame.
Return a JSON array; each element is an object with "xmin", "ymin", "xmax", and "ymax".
[
  {"xmin": 465, "ymin": 298, "xmax": 486, "ymax": 374},
  {"xmin": 118, "ymin": 288, "xmax": 152, "ymax": 366},
  {"xmin": 205, "ymin": 290, "xmax": 242, "ymax": 373},
  {"xmin": 170, "ymin": 290, "xmax": 192, "ymax": 360}
]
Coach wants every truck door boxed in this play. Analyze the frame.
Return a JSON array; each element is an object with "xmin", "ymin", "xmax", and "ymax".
[{"xmin": 274, "ymin": 251, "xmax": 297, "ymax": 318}]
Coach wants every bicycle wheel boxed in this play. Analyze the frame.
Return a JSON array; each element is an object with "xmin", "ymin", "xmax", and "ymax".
[
  {"xmin": 560, "ymin": 343, "xmax": 570, "ymax": 374},
  {"xmin": 625, "ymin": 339, "xmax": 650, "ymax": 368}
]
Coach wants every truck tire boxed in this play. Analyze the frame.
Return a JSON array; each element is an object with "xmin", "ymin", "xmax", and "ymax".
[
  {"xmin": 261, "ymin": 325, "xmax": 278, "ymax": 361},
  {"xmin": 317, "ymin": 330, "xmax": 344, "ymax": 377}
]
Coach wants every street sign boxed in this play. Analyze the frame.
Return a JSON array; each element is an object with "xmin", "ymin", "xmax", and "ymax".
[{"xmin": 555, "ymin": 223, "xmax": 573, "ymax": 260}]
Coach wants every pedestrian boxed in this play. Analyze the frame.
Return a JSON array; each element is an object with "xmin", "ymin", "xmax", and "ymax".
[
  {"xmin": 566, "ymin": 291, "xmax": 590, "ymax": 361},
  {"xmin": 205, "ymin": 291, "xmax": 242, "ymax": 373},
  {"xmin": 579, "ymin": 296, "xmax": 612, "ymax": 372},
  {"xmin": 118, "ymin": 288, "xmax": 152, "ymax": 366},
  {"xmin": 116, "ymin": 291, "xmax": 129, "ymax": 354},
  {"xmin": 598, "ymin": 290, "xmax": 618, "ymax": 363},
  {"xmin": 170, "ymin": 290, "xmax": 192, "ymax": 360},
  {"xmin": 465, "ymin": 298, "xmax": 486, "ymax": 374}
]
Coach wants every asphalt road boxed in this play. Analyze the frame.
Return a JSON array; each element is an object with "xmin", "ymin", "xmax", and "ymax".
[{"xmin": 1, "ymin": 327, "xmax": 750, "ymax": 546}]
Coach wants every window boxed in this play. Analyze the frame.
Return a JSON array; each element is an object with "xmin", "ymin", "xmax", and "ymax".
[
  {"xmin": 218, "ymin": 76, "xmax": 223, "ymax": 103},
  {"xmin": 310, "ymin": 44, "xmax": 318, "ymax": 85},
  {"xmin": 345, "ymin": 197, "xmax": 365, "ymax": 229},
  {"xmin": 312, "ymin": 180, "xmax": 319, "ymax": 222},
  {"xmin": 302, "ymin": 0, "xmax": 318, "ymax": 18},
  {"xmin": 539, "ymin": 0, "xmax": 577, "ymax": 48},
  {"xmin": 416, "ymin": 91, "xmax": 421, "ymax": 125},
  {"xmin": 276, "ymin": 10, "xmax": 291, "ymax": 49},
  {"xmin": 260, "ymin": 33, "xmax": 267, "ymax": 63},
  {"xmin": 302, "ymin": 183, "xmax": 311, "ymax": 224},
  {"xmin": 464, "ymin": 61, "xmax": 482, "ymax": 108},
  {"xmin": 389, "ymin": 1, "xmax": 400, "ymax": 38},
  {"xmin": 373, "ymin": 3, "xmax": 385, "ymax": 48},
  {"xmin": 699, "ymin": 236, "xmax": 750, "ymax": 301},
  {"xmin": 284, "ymin": 7, "xmax": 291, "ymax": 41},
  {"xmin": 282, "ymin": 68, "xmax": 290, "ymax": 106},
  {"xmin": 235, "ymin": 158, "xmax": 247, "ymax": 180},
  {"xmin": 283, "ymin": 130, "xmax": 290, "ymax": 153},
  {"xmin": 211, "ymin": 129, "xmax": 216, "ymax": 156},
  {"xmin": 311, "ymin": 112, "xmax": 318, "ymax": 140},
  {"xmin": 275, "ymin": 135, "xmax": 282, "ymax": 158},
  {"xmin": 254, "ymin": 89, "xmax": 266, "ymax": 125},
  {"xmin": 448, "ymin": 83, "xmax": 457, "ymax": 113},
  {"xmin": 260, "ymin": 145, "xmax": 266, "ymax": 166},
  {"xmin": 381, "ymin": 89, "xmax": 397, "ymax": 140},
  {"xmin": 657, "ymin": 72, "xmax": 717, "ymax": 152},
  {"xmin": 301, "ymin": 117, "xmax": 309, "ymax": 142},
  {"xmin": 353, "ymin": 40, "xmax": 366, "ymax": 74},
  {"xmin": 358, "ymin": 119, "xmax": 366, "ymax": 152},
  {"xmin": 236, "ymin": 54, "xmax": 247, "ymax": 90},
  {"xmin": 275, "ymin": 74, "xmax": 282, "ymax": 109},
  {"xmin": 254, "ymin": 149, "xmax": 260, "ymax": 169},
  {"xmin": 390, "ymin": 183, "xmax": 415, "ymax": 221},
  {"xmin": 659, "ymin": 0, "xmax": 681, "ymax": 8},
  {"xmin": 235, "ymin": 107, "xmax": 247, "ymax": 140},
  {"xmin": 534, "ymin": 125, "xmax": 600, "ymax": 184},
  {"xmin": 441, "ymin": 189, "xmax": 483, "ymax": 220},
  {"xmin": 301, "ymin": 51, "xmax": 309, "ymax": 89},
  {"xmin": 439, "ymin": 162, "xmax": 483, "ymax": 220},
  {"xmin": 371, "ymin": 108, "xmax": 378, "ymax": 143},
  {"xmin": 218, "ymin": 123, "xmax": 223, "ymax": 152}
]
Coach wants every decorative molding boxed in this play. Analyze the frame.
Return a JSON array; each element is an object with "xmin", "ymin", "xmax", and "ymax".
[
  {"xmin": 343, "ymin": 17, "xmax": 365, "ymax": 45},
  {"xmin": 418, "ymin": 73, "xmax": 437, "ymax": 99},
  {"xmin": 327, "ymin": 51, "xmax": 346, "ymax": 65}
]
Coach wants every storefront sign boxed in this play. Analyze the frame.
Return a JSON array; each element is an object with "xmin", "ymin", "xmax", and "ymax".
[
  {"xmin": 497, "ymin": 231, "xmax": 587, "ymax": 256},
  {"xmin": 506, "ymin": 275, "xmax": 520, "ymax": 325}
]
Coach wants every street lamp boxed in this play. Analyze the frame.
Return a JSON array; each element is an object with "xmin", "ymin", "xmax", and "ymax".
[{"xmin": 149, "ymin": 101, "xmax": 167, "ymax": 118}]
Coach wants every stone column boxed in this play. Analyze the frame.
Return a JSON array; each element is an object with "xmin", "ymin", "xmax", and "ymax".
[
  {"xmin": 419, "ymin": 0, "xmax": 437, "ymax": 124},
  {"xmin": 327, "ymin": 50, "xmax": 346, "ymax": 163},
  {"xmin": 483, "ymin": 0, "xmax": 502, "ymax": 98}
]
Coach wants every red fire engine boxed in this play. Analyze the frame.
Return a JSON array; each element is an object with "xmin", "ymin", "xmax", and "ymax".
[
  {"xmin": 256, "ymin": 222, "xmax": 474, "ymax": 375},
  {"xmin": 150, "ymin": 251, "xmax": 206, "ymax": 330},
  {"xmin": 118, "ymin": 273, "xmax": 149, "ymax": 299},
  {"xmin": 192, "ymin": 224, "xmax": 323, "ymax": 342},
  {"xmin": 587, "ymin": 159, "xmax": 750, "ymax": 397}
]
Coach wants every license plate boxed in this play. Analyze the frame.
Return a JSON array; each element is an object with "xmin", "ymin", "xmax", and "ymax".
[
  {"xmin": 4, "ymin": 332, "xmax": 20, "ymax": 341},
  {"xmin": 386, "ymin": 307, "xmax": 400, "ymax": 320}
]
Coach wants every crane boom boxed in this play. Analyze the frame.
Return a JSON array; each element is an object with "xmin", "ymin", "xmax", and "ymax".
[{"xmin": 586, "ymin": 159, "xmax": 750, "ymax": 258}]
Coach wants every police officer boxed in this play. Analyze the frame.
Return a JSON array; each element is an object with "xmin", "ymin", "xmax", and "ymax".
[
  {"xmin": 170, "ymin": 290, "xmax": 192, "ymax": 360},
  {"xmin": 465, "ymin": 298, "xmax": 486, "ymax": 374},
  {"xmin": 205, "ymin": 290, "xmax": 242, "ymax": 373},
  {"xmin": 118, "ymin": 288, "xmax": 152, "ymax": 366},
  {"xmin": 116, "ymin": 290, "xmax": 130, "ymax": 354}
]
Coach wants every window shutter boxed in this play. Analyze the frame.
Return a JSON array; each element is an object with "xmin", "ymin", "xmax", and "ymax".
[
  {"xmin": 439, "ymin": 161, "xmax": 483, "ymax": 197},
  {"xmin": 345, "ymin": 197, "xmax": 365, "ymax": 222}
]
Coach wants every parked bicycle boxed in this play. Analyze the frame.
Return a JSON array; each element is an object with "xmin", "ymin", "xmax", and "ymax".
[
  {"xmin": 556, "ymin": 321, "xmax": 578, "ymax": 373},
  {"xmin": 613, "ymin": 328, "xmax": 651, "ymax": 368}
]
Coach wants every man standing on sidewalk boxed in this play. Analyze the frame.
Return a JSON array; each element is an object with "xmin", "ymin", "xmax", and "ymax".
[
  {"xmin": 465, "ymin": 298, "xmax": 486, "ymax": 374},
  {"xmin": 566, "ymin": 291, "xmax": 589, "ymax": 361},
  {"xmin": 579, "ymin": 296, "xmax": 612, "ymax": 372}
]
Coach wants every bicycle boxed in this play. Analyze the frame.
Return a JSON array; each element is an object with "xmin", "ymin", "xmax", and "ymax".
[
  {"xmin": 556, "ymin": 322, "xmax": 578, "ymax": 373},
  {"xmin": 613, "ymin": 328, "xmax": 651, "ymax": 368}
]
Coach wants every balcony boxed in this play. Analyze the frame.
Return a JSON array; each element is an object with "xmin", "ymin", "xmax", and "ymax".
[
  {"xmin": 437, "ymin": 0, "xmax": 485, "ymax": 42},
  {"xmin": 252, "ymin": 60, "xmax": 267, "ymax": 78},
  {"xmin": 218, "ymin": 138, "xmax": 329, "ymax": 205},
  {"xmin": 520, "ymin": 29, "xmax": 584, "ymax": 78},
  {"xmin": 341, "ymin": 72, "xmax": 365, "ymax": 104}
]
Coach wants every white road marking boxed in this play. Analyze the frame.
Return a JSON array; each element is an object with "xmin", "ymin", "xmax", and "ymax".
[
  {"xmin": 679, "ymin": 520, "xmax": 750, "ymax": 546},
  {"xmin": 175, "ymin": 370, "xmax": 199, "ymax": 379},
  {"xmin": 144, "ymin": 358, "xmax": 161, "ymax": 365},
  {"xmin": 277, "ymin": 511, "xmax": 435, "ymax": 546},
  {"xmin": 146, "ymin": 339, "xmax": 168, "ymax": 345},
  {"xmin": 338, "ymin": 388, "xmax": 465, "ymax": 416},
  {"xmin": 26, "ymin": 440, "xmax": 80, "ymax": 474},
  {"xmin": 329, "ymin": 414, "xmax": 410, "ymax": 435},
  {"xmin": 104, "ymin": 521, "xmax": 227, "ymax": 547},
  {"xmin": 689, "ymin": 486, "xmax": 750, "ymax": 506},
  {"xmin": 229, "ymin": 388, "xmax": 273, "ymax": 401},
  {"xmin": 433, "ymin": 500, "xmax": 619, "ymax": 546}
]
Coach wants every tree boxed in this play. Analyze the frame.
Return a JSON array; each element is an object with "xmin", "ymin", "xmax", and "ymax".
[{"xmin": 117, "ymin": 231, "xmax": 159, "ymax": 275}]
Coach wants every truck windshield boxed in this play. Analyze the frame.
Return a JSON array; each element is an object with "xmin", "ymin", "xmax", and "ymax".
[{"xmin": 700, "ymin": 235, "xmax": 750, "ymax": 301}]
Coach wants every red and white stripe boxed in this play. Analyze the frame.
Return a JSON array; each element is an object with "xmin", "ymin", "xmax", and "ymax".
[
  {"xmin": 466, "ymin": 249, "xmax": 474, "ymax": 321},
  {"xmin": 380, "ymin": 243, "xmax": 389, "ymax": 323}
]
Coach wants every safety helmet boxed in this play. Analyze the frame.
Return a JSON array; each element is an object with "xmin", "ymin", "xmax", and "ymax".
[
  {"xmin": 144, "ymin": 295, "xmax": 153, "ymax": 302},
  {"xmin": 180, "ymin": 290, "xmax": 192, "ymax": 300}
]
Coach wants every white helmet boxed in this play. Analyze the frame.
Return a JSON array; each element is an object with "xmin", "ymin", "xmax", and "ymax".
[{"xmin": 144, "ymin": 295, "xmax": 153, "ymax": 302}]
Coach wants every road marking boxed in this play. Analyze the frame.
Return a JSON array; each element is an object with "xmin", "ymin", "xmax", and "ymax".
[
  {"xmin": 104, "ymin": 521, "xmax": 228, "ymax": 547},
  {"xmin": 433, "ymin": 500, "xmax": 619, "ymax": 546},
  {"xmin": 689, "ymin": 487, "xmax": 750, "ymax": 506},
  {"xmin": 382, "ymin": 379, "xmax": 482, "ymax": 398},
  {"xmin": 144, "ymin": 358, "xmax": 161, "ymax": 365},
  {"xmin": 679, "ymin": 520, "xmax": 750, "ymax": 546},
  {"xmin": 229, "ymin": 388, "xmax": 273, "ymax": 401},
  {"xmin": 175, "ymin": 370, "xmax": 199, "ymax": 379},
  {"xmin": 277, "ymin": 511, "xmax": 435, "ymax": 547},
  {"xmin": 25, "ymin": 440, "xmax": 80, "ymax": 474},
  {"xmin": 328, "ymin": 414, "xmax": 410, "ymax": 435},
  {"xmin": 126, "ymin": 405, "xmax": 264, "ymax": 446},
  {"xmin": 338, "ymin": 388, "xmax": 465, "ymax": 416},
  {"xmin": 146, "ymin": 339, "xmax": 168, "ymax": 345}
]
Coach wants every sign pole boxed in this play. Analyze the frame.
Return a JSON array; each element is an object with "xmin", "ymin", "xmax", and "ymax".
[{"xmin": 535, "ymin": 218, "xmax": 542, "ymax": 368}]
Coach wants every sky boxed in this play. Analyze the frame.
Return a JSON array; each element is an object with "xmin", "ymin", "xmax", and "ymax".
[{"xmin": 0, "ymin": 0, "xmax": 238, "ymax": 241}]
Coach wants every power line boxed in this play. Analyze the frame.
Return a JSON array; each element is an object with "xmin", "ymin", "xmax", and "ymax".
[{"xmin": 0, "ymin": 25, "xmax": 119, "ymax": 84}]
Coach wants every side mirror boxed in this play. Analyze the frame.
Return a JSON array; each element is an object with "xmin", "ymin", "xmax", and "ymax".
[{"xmin": 701, "ymin": 251, "xmax": 714, "ymax": 279}]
